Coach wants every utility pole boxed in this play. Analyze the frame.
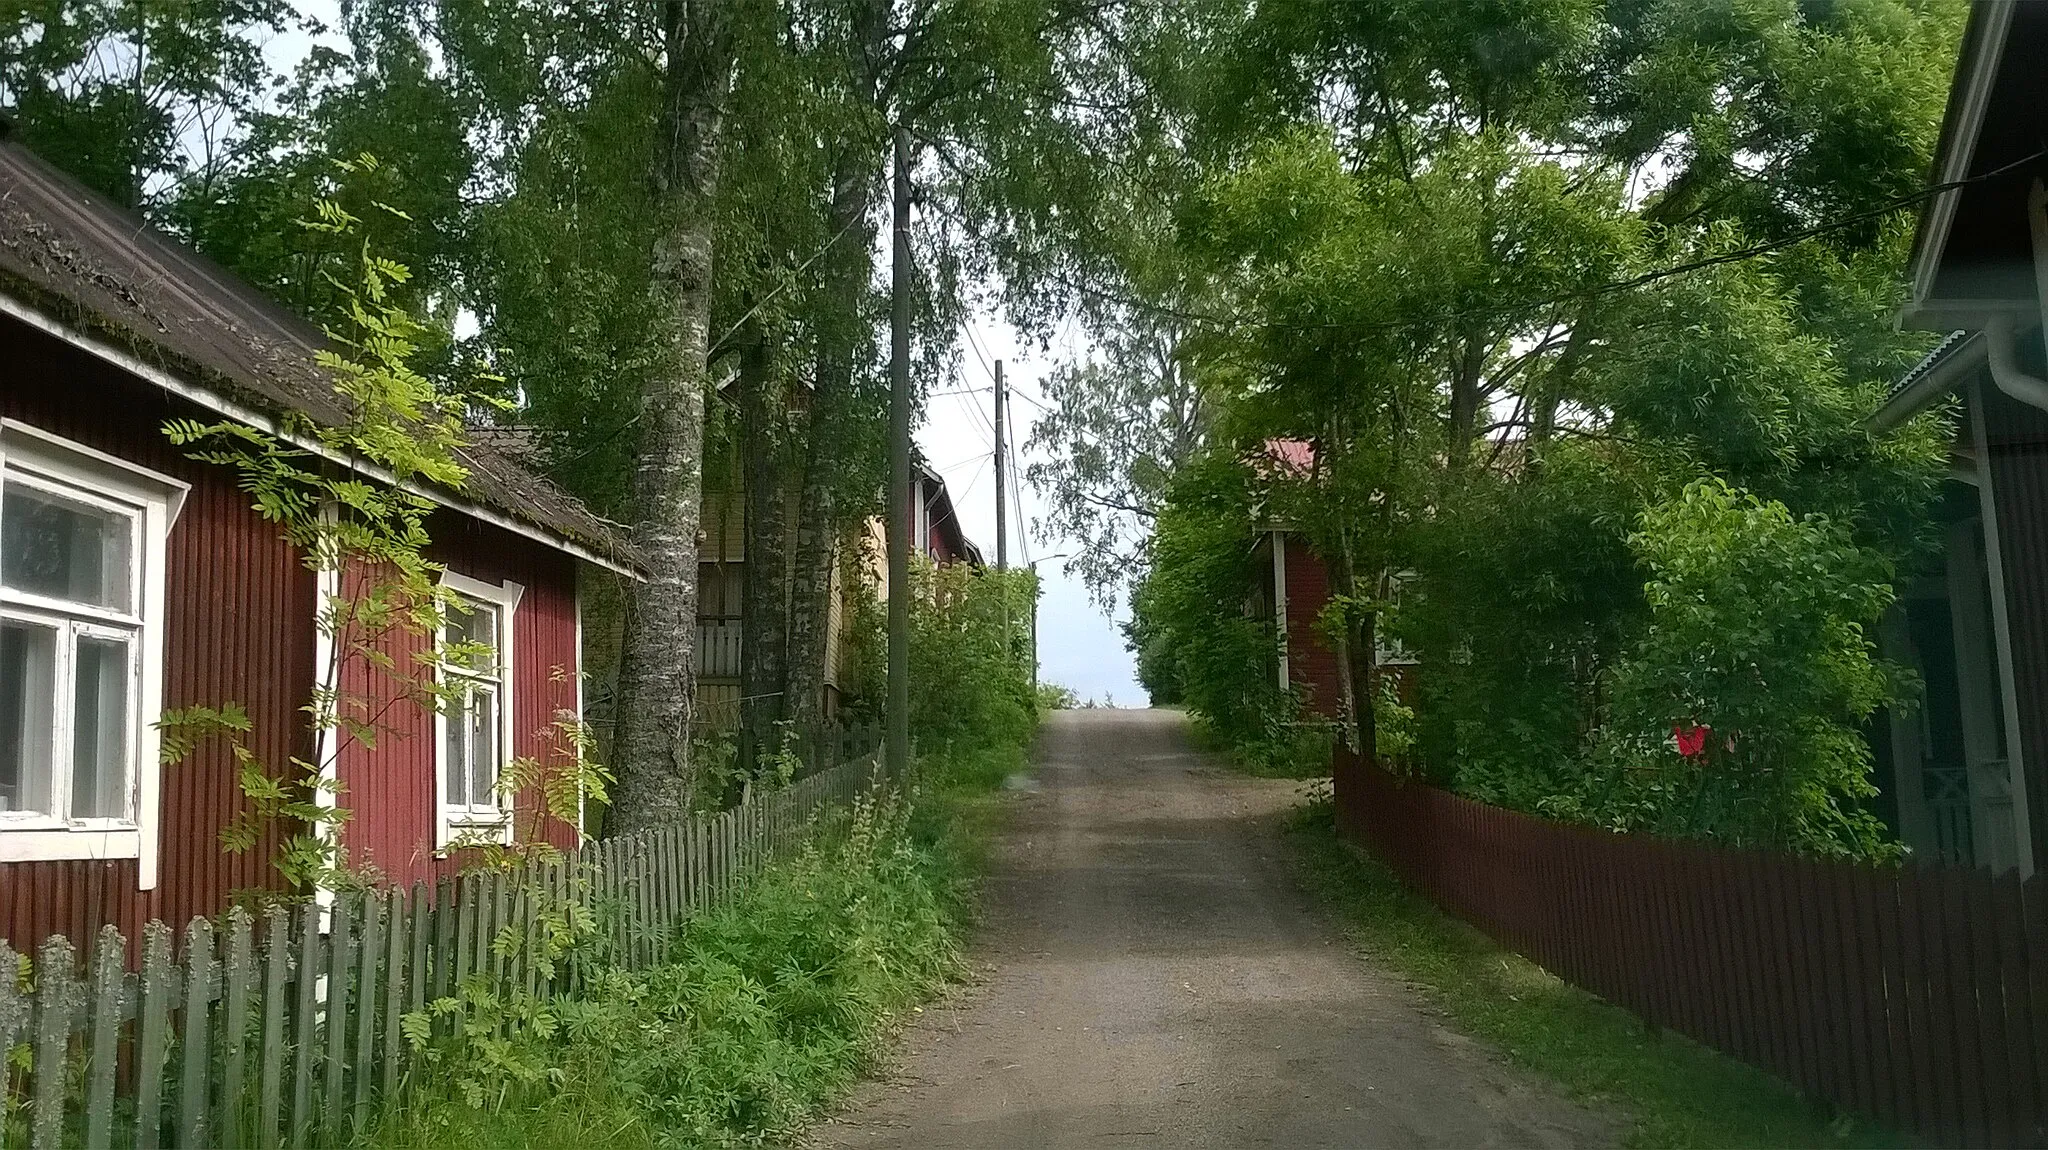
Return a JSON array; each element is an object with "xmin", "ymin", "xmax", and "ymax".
[
  {"xmin": 994, "ymin": 359, "xmax": 1007, "ymax": 571},
  {"xmin": 887, "ymin": 125, "xmax": 912, "ymax": 778}
]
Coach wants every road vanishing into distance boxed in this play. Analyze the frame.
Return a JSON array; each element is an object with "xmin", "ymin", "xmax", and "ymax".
[{"xmin": 813, "ymin": 708, "xmax": 1617, "ymax": 1149}]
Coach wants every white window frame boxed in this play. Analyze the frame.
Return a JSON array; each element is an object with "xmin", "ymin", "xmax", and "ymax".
[
  {"xmin": 434, "ymin": 570, "xmax": 522, "ymax": 851},
  {"xmin": 0, "ymin": 419, "xmax": 185, "ymax": 887}
]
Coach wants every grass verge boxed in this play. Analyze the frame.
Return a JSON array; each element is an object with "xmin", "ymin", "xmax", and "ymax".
[
  {"xmin": 363, "ymin": 743, "xmax": 1020, "ymax": 1149},
  {"xmin": 1193, "ymin": 717, "xmax": 1333, "ymax": 779},
  {"xmin": 1285, "ymin": 800, "xmax": 1902, "ymax": 1150}
]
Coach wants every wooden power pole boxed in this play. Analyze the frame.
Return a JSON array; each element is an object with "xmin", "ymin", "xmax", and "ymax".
[
  {"xmin": 887, "ymin": 124, "xmax": 912, "ymax": 777},
  {"xmin": 994, "ymin": 359, "xmax": 1007, "ymax": 571}
]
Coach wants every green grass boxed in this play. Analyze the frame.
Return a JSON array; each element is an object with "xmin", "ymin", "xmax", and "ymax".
[
  {"xmin": 1284, "ymin": 801, "xmax": 1906, "ymax": 1150},
  {"xmin": 363, "ymin": 743, "xmax": 1021, "ymax": 1149}
]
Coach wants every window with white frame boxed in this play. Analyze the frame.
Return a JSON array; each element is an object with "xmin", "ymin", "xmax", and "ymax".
[
  {"xmin": 0, "ymin": 420, "xmax": 184, "ymax": 882},
  {"xmin": 436, "ymin": 572, "xmax": 520, "ymax": 848}
]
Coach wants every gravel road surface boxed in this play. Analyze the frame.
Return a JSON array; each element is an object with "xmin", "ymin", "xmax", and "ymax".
[{"xmin": 811, "ymin": 707, "xmax": 1617, "ymax": 1149}]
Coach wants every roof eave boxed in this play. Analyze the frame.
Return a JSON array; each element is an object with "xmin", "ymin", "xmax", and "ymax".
[
  {"xmin": 1905, "ymin": 1, "xmax": 2017, "ymax": 312},
  {"xmin": 0, "ymin": 289, "xmax": 646, "ymax": 579},
  {"xmin": 1871, "ymin": 330, "xmax": 1986, "ymax": 432}
]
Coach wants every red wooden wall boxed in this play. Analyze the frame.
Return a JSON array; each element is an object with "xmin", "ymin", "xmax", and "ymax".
[
  {"xmin": 1283, "ymin": 534, "xmax": 1343, "ymax": 718},
  {"xmin": 333, "ymin": 513, "xmax": 581, "ymax": 887},
  {"xmin": 1, "ymin": 315, "xmax": 309, "ymax": 949},
  {"xmin": 2, "ymin": 315, "xmax": 582, "ymax": 950}
]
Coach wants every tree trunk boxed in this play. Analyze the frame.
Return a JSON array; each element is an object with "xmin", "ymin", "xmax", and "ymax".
[
  {"xmin": 1447, "ymin": 330, "xmax": 1485, "ymax": 469},
  {"xmin": 738, "ymin": 322, "xmax": 791, "ymax": 773},
  {"xmin": 607, "ymin": 0, "xmax": 733, "ymax": 836},
  {"xmin": 1333, "ymin": 531, "xmax": 1377, "ymax": 760},
  {"xmin": 787, "ymin": 147, "xmax": 879, "ymax": 730}
]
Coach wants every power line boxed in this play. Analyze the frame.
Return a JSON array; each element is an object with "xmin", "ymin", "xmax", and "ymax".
[
  {"xmin": 1008, "ymin": 437, "xmax": 1032, "ymax": 567},
  {"xmin": 934, "ymin": 146, "xmax": 2048, "ymax": 339}
]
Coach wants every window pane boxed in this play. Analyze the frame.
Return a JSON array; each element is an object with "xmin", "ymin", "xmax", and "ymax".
[
  {"xmin": 442, "ymin": 600, "xmax": 500, "ymax": 675},
  {"xmin": 1, "ymin": 485, "xmax": 135, "ymax": 611},
  {"xmin": 468, "ymin": 687, "xmax": 498, "ymax": 810},
  {"xmin": 0, "ymin": 620, "xmax": 56, "ymax": 814},
  {"xmin": 71, "ymin": 636, "xmax": 130, "ymax": 819},
  {"xmin": 445, "ymin": 690, "xmax": 471, "ymax": 806}
]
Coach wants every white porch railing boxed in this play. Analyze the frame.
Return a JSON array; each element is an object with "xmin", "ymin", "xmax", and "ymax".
[{"xmin": 697, "ymin": 617, "xmax": 743, "ymax": 678}]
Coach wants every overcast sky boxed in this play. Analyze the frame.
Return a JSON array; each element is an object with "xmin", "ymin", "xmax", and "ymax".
[{"xmin": 921, "ymin": 314, "xmax": 1144, "ymax": 707}]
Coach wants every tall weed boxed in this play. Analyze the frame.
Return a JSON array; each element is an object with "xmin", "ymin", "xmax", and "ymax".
[{"xmin": 367, "ymin": 789, "xmax": 971, "ymax": 1149}]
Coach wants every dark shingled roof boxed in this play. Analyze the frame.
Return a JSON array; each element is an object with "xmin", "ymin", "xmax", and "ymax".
[{"xmin": 0, "ymin": 136, "xmax": 642, "ymax": 573}]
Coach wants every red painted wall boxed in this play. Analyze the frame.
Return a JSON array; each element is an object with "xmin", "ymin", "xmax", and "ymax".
[
  {"xmin": 1283, "ymin": 535, "xmax": 1343, "ymax": 719},
  {"xmin": 2, "ymin": 316, "xmax": 582, "ymax": 950},
  {"xmin": 1, "ymin": 315, "xmax": 310, "ymax": 950},
  {"xmin": 333, "ymin": 514, "xmax": 581, "ymax": 888}
]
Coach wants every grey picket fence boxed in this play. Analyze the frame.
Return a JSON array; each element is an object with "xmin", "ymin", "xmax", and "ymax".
[{"xmin": 0, "ymin": 747, "xmax": 896, "ymax": 1149}]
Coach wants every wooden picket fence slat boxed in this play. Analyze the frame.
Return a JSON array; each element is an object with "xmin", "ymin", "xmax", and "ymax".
[
  {"xmin": 1333, "ymin": 744, "xmax": 2048, "ymax": 1148},
  {"xmin": 0, "ymin": 731, "xmax": 893, "ymax": 1149}
]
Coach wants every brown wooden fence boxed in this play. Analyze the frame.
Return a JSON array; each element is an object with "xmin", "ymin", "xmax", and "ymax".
[
  {"xmin": 1333, "ymin": 744, "xmax": 2048, "ymax": 1148},
  {"xmin": 0, "ymin": 748, "xmax": 896, "ymax": 1150}
]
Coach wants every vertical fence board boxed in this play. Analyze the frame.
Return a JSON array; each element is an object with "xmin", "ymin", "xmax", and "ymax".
[
  {"xmin": 409, "ymin": 882, "xmax": 430, "ymax": 1015},
  {"xmin": 1945, "ymin": 866, "xmax": 1991, "ymax": 1147},
  {"xmin": 1971, "ymin": 870, "xmax": 2018, "ymax": 1146},
  {"xmin": 29, "ymin": 934, "xmax": 77, "ymax": 1150},
  {"xmin": 322, "ymin": 898, "xmax": 355, "ymax": 1144},
  {"xmin": 1879, "ymin": 867, "xmax": 1926, "ymax": 1135},
  {"xmin": 1802, "ymin": 851, "xmax": 1851, "ymax": 1104},
  {"xmin": 289, "ymin": 906, "xmax": 320, "ymax": 1145},
  {"xmin": 1847, "ymin": 864, "xmax": 1898, "ymax": 1130},
  {"xmin": 384, "ymin": 888, "xmax": 411, "ymax": 1107},
  {"xmin": 219, "ymin": 909, "xmax": 255, "ymax": 1149},
  {"xmin": 1830, "ymin": 863, "xmax": 1879, "ymax": 1123},
  {"xmin": 1900, "ymin": 867, "xmax": 1933, "ymax": 1129},
  {"xmin": 433, "ymin": 877, "xmax": 455, "ymax": 1003},
  {"xmin": 353, "ymin": 894, "xmax": 383, "ymax": 1136},
  {"xmin": 1911, "ymin": 864, "xmax": 1962, "ymax": 1144},
  {"xmin": 0, "ymin": 943, "xmax": 22, "ymax": 1102},
  {"xmin": 177, "ymin": 918, "xmax": 216, "ymax": 1148},
  {"xmin": 257, "ymin": 908, "xmax": 289, "ymax": 1149},
  {"xmin": 133, "ymin": 924, "xmax": 174, "ymax": 1150},
  {"xmin": 2023, "ymin": 877, "xmax": 2048, "ymax": 1145},
  {"xmin": 83, "ymin": 928, "xmax": 124, "ymax": 1150}
]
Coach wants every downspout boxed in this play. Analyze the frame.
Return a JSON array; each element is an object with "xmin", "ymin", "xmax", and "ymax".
[
  {"xmin": 1990, "ymin": 178, "xmax": 2048, "ymax": 414},
  {"xmin": 1983, "ymin": 312, "xmax": 2048, "ymax": 411}
]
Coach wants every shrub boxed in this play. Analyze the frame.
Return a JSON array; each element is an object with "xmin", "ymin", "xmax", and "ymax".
[
  {"xmin": 368, "ymin": 789, "xmax": 970, "ymax": 1148},
  {"xmin": 1562, "ymin": 479, "xmax": 1903, "ymax": 860},
  {"xmin": 907, "ymin": 561, "xmax": 1038, "ymax": 753}
]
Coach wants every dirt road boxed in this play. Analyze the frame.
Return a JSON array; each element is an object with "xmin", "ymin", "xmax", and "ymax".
[{"xmin": 812, "ymin": 708, "xmax": 1617, "ymax": 1149}]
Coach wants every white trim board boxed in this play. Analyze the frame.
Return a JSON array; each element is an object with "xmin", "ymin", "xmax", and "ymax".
[{"xmin": 434, "ymin": 570, "xmax": 524, "ymax": 851}]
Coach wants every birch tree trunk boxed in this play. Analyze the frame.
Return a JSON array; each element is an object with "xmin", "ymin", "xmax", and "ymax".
[
  {"xmin": 787, "ymin": 148, "xmax": 878, "ymax": 730},
  {"xmin": 738, "ymin": 322, "xmax": 791, "ymax": 772},
  {"xmin": 608, "ymin": 0, "xmax": 733, "ymax": 835}
]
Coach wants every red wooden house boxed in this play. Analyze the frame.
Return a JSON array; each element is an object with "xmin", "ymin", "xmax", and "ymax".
[
  {"xmin": 0, "ymin": 135, "xmax": 640, "ymax": 950},
  {"xmin": 1247, "ymin": 439, "xmax": 1413, "ymax": 727}
]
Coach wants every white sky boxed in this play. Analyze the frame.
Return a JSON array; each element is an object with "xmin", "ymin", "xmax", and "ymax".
[{"xmin": 926, "ymin": 313, "xmax": 1143, "ymax": 707}]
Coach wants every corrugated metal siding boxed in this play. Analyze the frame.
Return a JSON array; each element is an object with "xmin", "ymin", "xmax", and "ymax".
[
  {"xmin": 1283, "ymin": 536, "xmax": 1342, "ymax": 718},
  {"xmin": 335, "ymin": 513, "xmax": 582, "ymax": 887},
  {"xmin": 1, "ymin": 315, "xmax": 308, "ymax": 951},
  {"xmin": 1984, "ymin": 384, "xmax": 2048, "ymax": 873}
]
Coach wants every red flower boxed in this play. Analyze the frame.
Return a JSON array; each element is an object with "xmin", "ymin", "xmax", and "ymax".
[{"xmin": 1672, "ymin": 723, "xmax": 1711, "ymax": 761}]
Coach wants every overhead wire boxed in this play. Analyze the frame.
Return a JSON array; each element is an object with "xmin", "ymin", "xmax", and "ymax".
[{"xmin": 923, "ymin": 146, "xmax": 2048, "ymax": 340}]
